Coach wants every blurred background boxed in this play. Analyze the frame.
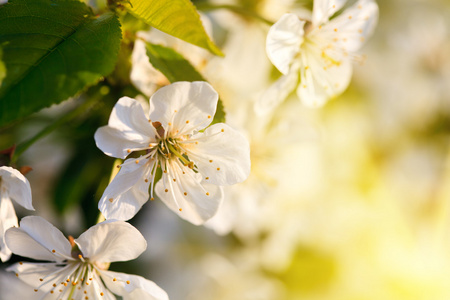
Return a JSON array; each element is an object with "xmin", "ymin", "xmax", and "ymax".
[{"xmin": 2, "ymin": 0, "xmax": 450, "ymax": 299}]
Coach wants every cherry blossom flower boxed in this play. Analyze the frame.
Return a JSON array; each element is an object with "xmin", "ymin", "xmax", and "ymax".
[
  {"xmin": 256, "ymin": 0, "xmax": 378, "ymax": 112},
  {"xmin": 0, "ymin": 166, "xmax": 33, "ymax": 262},
  {"xmin": 95, "ymin": 81, "xmax": 250, "ymax": 225},
  {"xmin": 5, "ymin": 216, "xmax": 168, "ymax": 300}
]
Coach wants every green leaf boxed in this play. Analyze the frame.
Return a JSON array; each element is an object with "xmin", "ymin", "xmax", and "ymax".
[
  {"xmin": 0, "ymin": 0, "xmax": 122, "ymax": 127},
  {"xmin": 145, "ymin": 42, "xmax": 225, "ymax": 124},
  {"xmin": 126, "ymin": 0, "xmax": 223, "ymax": 56}
]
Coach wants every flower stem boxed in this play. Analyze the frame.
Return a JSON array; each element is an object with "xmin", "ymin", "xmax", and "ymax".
[{"xmin": 96, "ymin": 158, "xmax": 121, "ymax": 224}]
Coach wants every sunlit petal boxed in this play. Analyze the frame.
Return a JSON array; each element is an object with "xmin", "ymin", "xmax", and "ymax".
[{"xmin": 75, "ymin": 220, "xmax": 146, "ymax": 263}]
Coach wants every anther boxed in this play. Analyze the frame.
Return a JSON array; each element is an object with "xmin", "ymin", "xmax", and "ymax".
[
  {"xmin": 165, "ymin": 189, "xmax": 168, "ymax": 192},
  {"xmin": 184, "ymin": 192, "xmax": 187, "ymax": 196},
  {"xmin": 101, "ymin": 292, "xmax": 104, "ymax": 296},
  {"xmin": 221, "ymin": 129, "xmax": 224, "ymax": 132},
  {"xmin": 186, "ymin": 120, "xmax": 189, "ymax": 124},
  {"xmin": 174, "ymin": 110, "xmax": 177, "ymax": 113},
  {"xmin": 334, "ymin": 28, "xmax": 338, "ymax": 32},
  {"xmin": 173, "ymin": 178, "xmax": 176, "ymax": 182},
  {"xmin": 209, "ymin": 160, "xmax": 213, "ymax": 163},
  {"xmin": 348, "ymin": 15, "xmax": 352, "ymax": 19},
  {"xmin": 34, "ymin": 289, "xmax": 38, "ymax": 292},
  {"xmin": 208, "ymin": 115, "xmax": 211, "ymax": 119},
  {"xmin": 109, "ymin": 198, "xmax": 113, "ymax": 203},
  {"xmin": 135, "ymin": 160, "xmax": 139, "ymax": 164},
  {"xmin": 19, "ymin": 262, "xmax": 23, "ymax": 265},
  {"xmin": 206, "ymin": 192, "xmax": 210, "ymax": 196},
  {"xmin": 53, "ymin": 283, "xmax": 57, "ymax": 287},
  {"xmin": 150, "ymin": 197, "xmax": 154, "ymax": 201},
  {"xmin": 40, "ymin": 278, "xmax": 44, "ymax": 282},
  {"xmin": 217, "ymin": 168, "xmax": 220, "ymax": 171},
  {"xmin": 127, "ymin": 149, "xmax": 131, "ymax": 153},
  {"xmin": 205, "ymin": 177, "xmax": 209, "ymax": 180},
  {"xmin": 15, "ymin": 273, "xmax": 18, "ymax": 277},
  {"xmin": 113, "ymin": 278, "xmax": 117, "ymax": 282},
  {"xmin": 52, "ymin": 249, "xmax": 56, "ymax": 253},
  {"xmin": 126, "ymin": 281, "xmax": 130, "ymax": 284},
  {"xmin": 168, "ymin": 122, "xmax": 172, "ymax": 126},
  {"xmin": 145, "ymin": 179, "xmax": 149, "ymax": 182},
  {"xmin": 179, "ymin": 208, "xmax": 182, "ymax": 211}
]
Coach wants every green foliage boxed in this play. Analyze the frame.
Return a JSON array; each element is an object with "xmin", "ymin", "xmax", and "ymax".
[
  {"xmin": 0, "ymin": 47, "xmax": 5, "ymax": 87},
  {"xmin": 126, "ymin": 0, "xmax": 223, "ymax": 56},
  {"xmin": 0, "ymin": 0, "xmax": 122, "ymax": 127},
  {"xmin": 145, "ymin": 42, "xmax": 226, "ymax": 125}
]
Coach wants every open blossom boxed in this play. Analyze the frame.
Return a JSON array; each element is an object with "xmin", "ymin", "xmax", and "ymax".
[
  {"xmin": 0, "ymin": 166, "xmax": 33, "ymax": 262},
  {"xmin": 95, "ymin": 81, "xmax": 250, "ymax": 225},
  {"xmin": 5, "ymin": 216, "xmax": 168, "ymax": 300},
  {"xmin": 256, "ymin": 0, "xmax": 378, "ymax": 112}
]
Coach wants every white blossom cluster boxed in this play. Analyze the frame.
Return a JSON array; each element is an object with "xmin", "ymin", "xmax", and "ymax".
[{"xmin": 0, "ymin": 0, "xmax": 391, "ymax": 299}]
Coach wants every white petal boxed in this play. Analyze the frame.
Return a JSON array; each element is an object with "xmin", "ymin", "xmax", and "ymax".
[
  {"xmin": 0, "ymin": 270, "xmax": 46, "ymax": 299},
  {"xmin": 6, "ymin": 262, "xmax": 68, "ymax": 292},
  {"xmin": 75, "ymin": 220, "xmax": 146, "ymax": 263},
  {"xmin": 95, "ymin": 126, "xmax": 154, "ymax": 159},
  {"xmin": 184, "ymin": 123, "xmax": 251, "ymax": 186},
  {"xmin": 0, "ymin": 196, "xmax": 17, "ymax": 262},
  {"xmin": 266, "ymin": 13, "xmax": 305, "ymax": 75},
  {"xmin": 99, "ymin": 157, "xmax": 153, "ymax": 221},
  {"xmin": 148, "ymin": 81, "xmax": 218, "ymax": 134},
  {"xmin": 297, "ymin": 51, "xmax": 352, "ymax": 107},
  {"xmin": 4, "ymin": 216, "xmax": 72, "ymax": 262},
  {"xmin": 324, "ymin": 0, "xmax": 379, "ymax": 52},
  {"xmin": 0, "ymin": 166, "xmax": 33, "ymax": 210},
  {"xmin": 312, "ymin": 0, "xmax": 347, "ymax": 26},
  {"xmin": 156, "ymin": 162, "xmax": 224, "ymax": 225},
  {"xmin": 101, "ymin": 270, "xmax": 169, "ymax": 300},
  {"xmin": 95, "ymin": 97, "xmax": 157, "ymax": 159},
  {"xmin": 130, "ymin": 38, "xmax": 164, "ymax": 97},
  {"xmin": 254, "ymin": 70, "xmax": 298, "ymax": 115}
]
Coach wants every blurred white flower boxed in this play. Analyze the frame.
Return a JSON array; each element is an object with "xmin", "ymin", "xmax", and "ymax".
[
  {"xmin": 131, "ymin": 15, "xmax": 213, "ymax": 97},
  {"xmin": 206, "ymin": 100, "xmax": 320, "ymax": 240},
  {"xmin": 0, "ymin": 166, "xmax": 34, "ymax": 262},
  {"xmin": 95, "ymin": 81, "xmax": 250, "ymax": 225},
  {"xmin": 257, "ymin": 0, "xmax": 378, "ymax": 112},
  {"xmin": 5, "ymin": 216, "xmax": 168, "ymax": 300},
  {"xmin": 187, "ymin": 253, "xmax": 286, "ymax": 300}
]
